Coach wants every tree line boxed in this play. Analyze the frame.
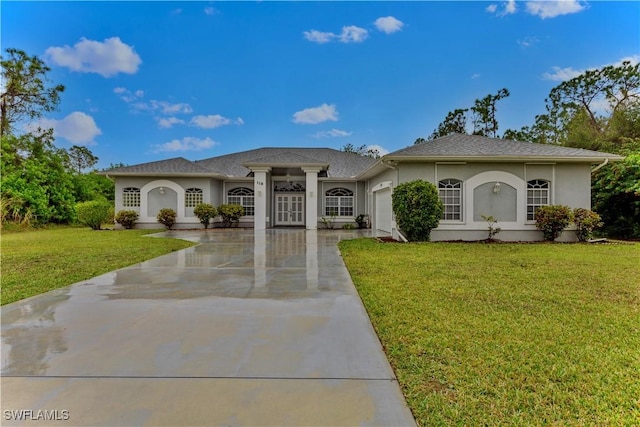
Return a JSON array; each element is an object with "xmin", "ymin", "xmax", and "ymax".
[{"xmin": 1, "ymin": 48, "xmax": 114, "ymax": 227}]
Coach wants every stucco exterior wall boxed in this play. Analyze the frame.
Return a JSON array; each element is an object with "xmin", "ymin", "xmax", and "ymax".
[{"xmin": 554, "ymin": 163, "xmax": 591, "ymax": 209}]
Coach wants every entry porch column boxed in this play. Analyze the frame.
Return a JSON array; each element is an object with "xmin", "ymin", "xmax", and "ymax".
[
  {"xmin": 303, "ymin": 167, "xmax": 322, "ymax": 230},
  {"xmin": 251, "ymin": 167, "xmax": 271, "ymax": 230}
]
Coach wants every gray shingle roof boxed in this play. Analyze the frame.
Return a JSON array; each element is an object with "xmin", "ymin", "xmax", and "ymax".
[
  {"xmin": 387, "ymin": 133, "xmax": 622, "ymax": 159},
  {"xmin": 105, "ymin": 148, "xmax": 377, "ymax": 178},
  {"xmin": 195, "ymin": 148, "xmax": 377, "ymax": 178},
  {"xmin": 106, "ymin": 157, "xmax": 212, "ymax": 175}
]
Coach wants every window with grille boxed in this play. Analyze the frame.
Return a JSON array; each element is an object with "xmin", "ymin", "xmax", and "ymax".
[
  {"xmin": 325, "ymin": 188, "xmax": 354, "ymax": 216},
  {"xmin": 122, "ymin": 187, "xmax": 140, "ymax": 207},
  {"xmin": 438, "ymin": 179, "xmax": 462, "ymax": 221},
  {"xmin": 527, "ymin": 180, "xmax": 550, "ymax": 221},
  {"xmin": 227, "ymin": 187, "xmax": 255, "ymax": 216},
  {"xmin": 185, "ymin": 188, "xmax": 203, "ymax": 208}
]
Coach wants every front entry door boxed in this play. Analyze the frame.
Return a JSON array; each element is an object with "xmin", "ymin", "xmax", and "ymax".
[{"xmin": 275, "ymin": 194, "xmax": 305, "ymax": 226}]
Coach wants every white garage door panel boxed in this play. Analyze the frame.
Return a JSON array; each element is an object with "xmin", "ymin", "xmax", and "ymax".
[{"xmin": 375, "ymin": 188, "xmax": 392, "ymax": 233}]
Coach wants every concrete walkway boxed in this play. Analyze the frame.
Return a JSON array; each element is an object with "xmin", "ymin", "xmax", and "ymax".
[{"xmin": 1, "ymin": 229, "xmax": 416, "ymax": 426}]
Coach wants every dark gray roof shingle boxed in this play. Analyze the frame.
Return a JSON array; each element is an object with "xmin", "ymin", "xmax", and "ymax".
[
  {"xmin": 106, "ymin": 157, "xmax": 212, "ymax": 175},
  {"xmin": 388, "ymin": 133, "xmax": 622, "ymax": 159}
]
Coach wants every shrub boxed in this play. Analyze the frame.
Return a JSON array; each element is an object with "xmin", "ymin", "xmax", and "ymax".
[
  {"xmin": 115, "ymin": 210, "xmax": 139, "ymax": 229},
  {"xmin": 76, "ymin": 200, "xmax": 112, "ymax": 230},
  {"xmin": 217, "ymin": 204, "xmax": 244, "ymax": 227},
  {"xmin": 193, "ymin": 203, "xmax": 217, "ymax": 229},
  {"xmin": 481, "ymin": 215, "xmax": 501, "ymax": 240},
  {"xmin": 573, "ymin": 208, "xmax": 603, "ymax": 242},
  {"xmin": 534, "ymin": 205, "xmax": 574, "ymax": 241},
  {"xmin": 392, "ymin": 180, "xmax": 443, "ymax": 241},
  {"xmin": 342, "ymin": 223, "xmax": 355, "ymax": 230},
  {"xmin": 157, "ymin": 208, "xmax": 177, "ymax": 229}
]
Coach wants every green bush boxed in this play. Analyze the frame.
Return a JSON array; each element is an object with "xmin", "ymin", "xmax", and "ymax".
[
  {"xmin": 573, "ymin": 208, "xmax": 603, "ymax": 242},
  {"xmin": 76, "ymin": 200, "xmax": 112, "ymax": 230},
  {"xmin": 157, "ymin": 208, "xmax": 177, "ymax": 229},
  {"xmin": 217, "ymin": 204, "xmax": 244, "ymax": 227},
  {"xmin": 193, "ymin": 203, "xmax": 217, "ymax": 229},
  {"xmin": 534, "ymin": 205, "xmax": 574, "ymax": 241},
  {"xmin": 392, "ymin": 180, "xmax": 443, "ymax": 241},
  {"xmin": 342, "ymin": 223, "xmax": 355, "ymax": 230},
  {"xmin": 115, "ymin": 210, "xmax": 139, "ymax": 229}
]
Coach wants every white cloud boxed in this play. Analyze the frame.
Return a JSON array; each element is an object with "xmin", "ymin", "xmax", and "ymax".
[
  {"xmin": 367, "ymin": 144, "xmax": 389, "ymax": 156},
  {"xmin": 170, "ymin": 8, "xmax": 182, "ymax": 15},
  {"xmin": 204, "ymin": 6, "xmax": 217, "ymax": 15},
  {"xmin": 292, "ymin": 104, "xmax": 338, "ymax": 124},
  {"xmin": 132, "ymin": 100, "xmax": 192, "ymax": 114},
  {"xmin": 114, "ymin": 87, "xmax": 144, "ymax": 103},
  {"xmin": 33, "ymin": 112, "xmax": 101, "ymax": 145},
  {"xmin": 339, "ymin": 26, "xmax": 369, "ymax": 43},
  {"xmin": 502, "ymin": 0, "xmax": 517, "ymax": 16},
  {"xmin": 313, "ymin": 128, "xmax": 352, "ymax": 138},
  {"xmin": 518, "ymin": 36, "xmax": 539, "ymax": 48},
  {"xmin": 525, "ymin": 1, "xmax": 587, "ymax": 19},
  {"xmin": 374, "ymin": 16, "xmax": 404, "ymax": 34},
  {"xmin": 486, "ymin": 4, "xmax": 498, "ymax": 13},
  {"xmin": 190, "ymin": 114, "xmax": 243, "ymax": 129},
  {"xmin": 304, "ymin": 25, "xmax": 369, "ymax": 44},
  {"xmin": 471, "ymin": 73, "xmax": 481, "ymax": 79},
  {"xmin": 45, "ymin": 37, "xmax": 142, "ymax": 77},
  {"xmin": 152, "ymin": 137, "xmax": 218, "ymax": 153},
  {"xmin": 542, "ymin": 55, "xmax": 640, "ymax": 81},
  {"xmin": 303, "ymin": 30, "xmax": 336, "ymax": 44},
  {"xmin": 157, "ymin": 117, "xmax": 185, "ymax": 129}
]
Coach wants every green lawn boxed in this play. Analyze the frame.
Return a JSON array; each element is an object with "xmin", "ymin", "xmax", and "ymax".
[
  {"xmin": 1, "ymin": 227, "xmax": 195, "ymax": 305},
  {"xmin": 339, "ymin": 239, "xmax": 640, "ymax": 426}
]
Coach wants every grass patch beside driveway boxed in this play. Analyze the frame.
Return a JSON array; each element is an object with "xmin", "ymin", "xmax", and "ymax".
[
  {"xmin": 1, "ymin": 228, "xmax": 195, "ymax": 305},
  {"xmin": 339, "ymin": 239, "xmax": 640, "ymax": 425}
]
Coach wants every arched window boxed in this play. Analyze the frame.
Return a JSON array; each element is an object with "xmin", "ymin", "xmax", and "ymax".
[
  {"xmin": 527, "ymin": 180, "xmax": 550, "ymax": 221},
  {"xmin": 228, "ymin": 187, "xmax": 255, "ymax": 216},
  {"xmin": 325, "ymin": 188, "xmax": 354, "ymax": 217},
  {"xmin": 122, "ymin": 187, "xmax": 140, "ymax": 207},
  {"xmin": 438, "ymin": 179, "xmax": 462, "ymax": 221},
  {"xmin": 185, "ymin": 188, "xmax": 203, "ymax": 208}
]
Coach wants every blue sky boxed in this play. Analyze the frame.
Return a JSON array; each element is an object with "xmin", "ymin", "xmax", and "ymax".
[{"xmin": 3, "ymin": 1, "xmax": 639, "ymax": 169}]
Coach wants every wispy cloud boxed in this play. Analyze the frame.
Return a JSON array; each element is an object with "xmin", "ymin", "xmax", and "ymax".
[
  {"xmin": 189, "ymin": 114, "xmax": 244, "ymax": 129},
  {"xmin": 30, "ymin": 112, "xmax": 102, "ymax": 145},
  {"xmin": 45, "ymin": 37, "xmax": 141, "ymax": 77},
  {"xmin": 486, "ymin": 1, "xmax": 587, "ymax": 19},
  {"xmin": 374, "ymin": 16, "xmax": 404, "ymax": 34},
  {"xmin": 471, "ymin": 73, "xmax": 481, "ymax": 79},
  {"xmin": 313, "ymin": 128, "xmax": 352, "ymax": 138},
  {"xmin": 304, "ymin": 26, "xmax": 369, "ymax": 44},
  {"xmin": 518, "ymin": 36, "xmax": 539, "ymax": 48},
  {"xmin": 157, "ymin": 117, "xmax": 185, "ymax": 129},
  {"xmin": 152, "ymin": 137, "xmax": 218, "ymax": 153},
  {"xmin": 292, "ymin": 104, "xmax": 338, "ymax": 124},
  {"xmin": 204, "ymin": 6, "xmax": 217, "ymax": 15},
  {"xmin": 542, "ymin": 55, "xmax": 640, "ymax": 81},
  {"xmin": 526, "ymin": 1, "xmax": 588, "ymax": 19}
]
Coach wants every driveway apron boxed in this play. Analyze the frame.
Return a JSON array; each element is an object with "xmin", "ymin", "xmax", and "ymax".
[{"xmin": 1, "ymin": 229, "xmax": 416, "ymax": 426}]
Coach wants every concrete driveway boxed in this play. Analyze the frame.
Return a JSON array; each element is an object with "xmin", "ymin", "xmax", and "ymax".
[{"xmin": 1, "ymin": 229, "xmax": 415, "ymax": 426}]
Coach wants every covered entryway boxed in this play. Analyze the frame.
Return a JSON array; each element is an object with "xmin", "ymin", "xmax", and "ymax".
[{"xmin": 275, "ymin": 193, "xmax": 305, "ymax": 226}]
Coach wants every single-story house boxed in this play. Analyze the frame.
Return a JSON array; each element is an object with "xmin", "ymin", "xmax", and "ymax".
[{"xmin": 104, "ymin": 133, "xmax": 622, "ymax": 241}]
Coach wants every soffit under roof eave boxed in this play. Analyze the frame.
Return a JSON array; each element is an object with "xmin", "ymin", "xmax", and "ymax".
[
  {"xmin": 99, "ymin": 172, "xmax": 228, "ymax": 179},
  {"xmin": 242, "ymin": 162, "xmax": 329, "ymax": 169},
  {"xmin": 383, "ymin": 155, "xmax": 624, "ymax": 163}
]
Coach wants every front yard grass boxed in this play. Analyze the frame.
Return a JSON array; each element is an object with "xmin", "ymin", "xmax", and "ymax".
[
  {"xmin": 339, "ymin": 239, "xmax": 640, "ymax": 425},
  {"xmin": 1, "ymin": 228, "xmax": 195, "ymax": 305}
]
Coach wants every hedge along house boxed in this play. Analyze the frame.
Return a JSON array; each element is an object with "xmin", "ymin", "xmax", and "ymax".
[{"xmin": 104, "ymin": 134, "xmax": 622, "ymax": 241}]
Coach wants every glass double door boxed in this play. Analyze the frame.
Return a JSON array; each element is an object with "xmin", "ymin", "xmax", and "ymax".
[{"xmin": 275, "ymin": 193, "xmax": 305, "ymax": 226}]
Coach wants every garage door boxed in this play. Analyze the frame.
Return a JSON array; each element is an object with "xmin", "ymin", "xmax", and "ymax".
[{"xmin": 375, "ymin": 188, "xmax": 392, "ymax": 234}]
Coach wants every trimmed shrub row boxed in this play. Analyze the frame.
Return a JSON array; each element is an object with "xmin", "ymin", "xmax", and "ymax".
[{"xmin": 535, "ymin": 205, "xmax": 603, "ymax": 242}]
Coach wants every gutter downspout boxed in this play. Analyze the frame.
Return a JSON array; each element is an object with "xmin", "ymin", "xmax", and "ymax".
[{"xmin": 591, "ymin": 158, "xmax": 608, "ymax": 174}]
